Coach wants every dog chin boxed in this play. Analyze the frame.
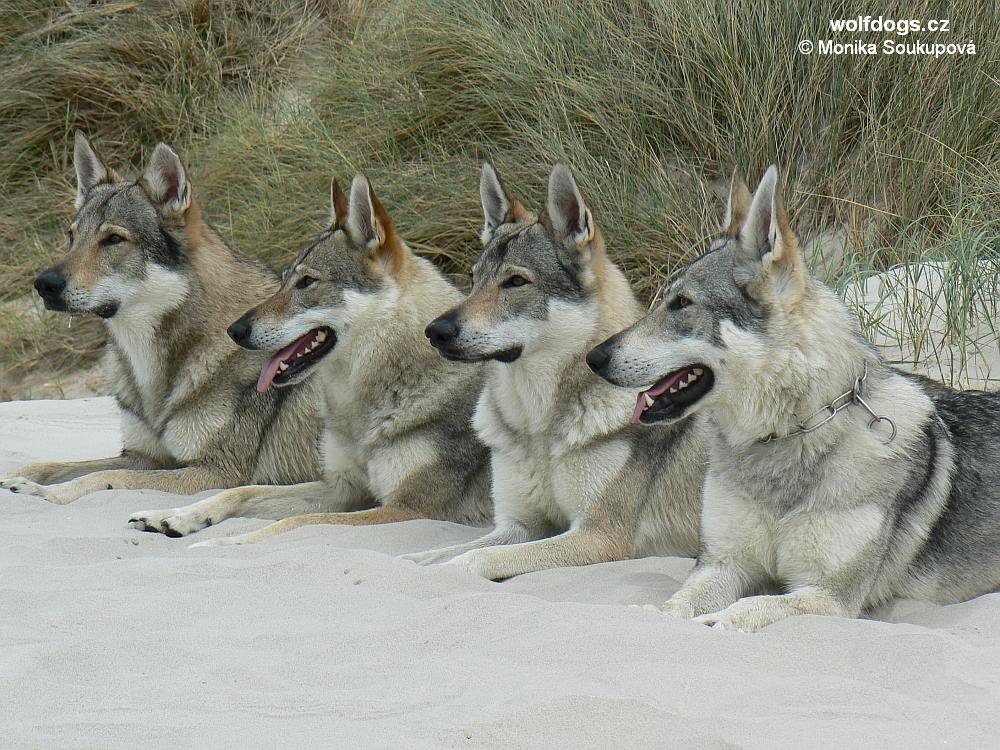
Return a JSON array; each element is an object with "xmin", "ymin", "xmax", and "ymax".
[
  {"xmin": 435, "ymin": 346, "xmax": 523, "ymax": 364},
  {"xmin": 93, "ymin": 302, "xmax": 120, "ymax": 319}
]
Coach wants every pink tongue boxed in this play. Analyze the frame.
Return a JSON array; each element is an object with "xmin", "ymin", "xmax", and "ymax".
[
  {"xmin": 257, "ymin": 338, "xmax": 305, "ymax": 393},
  {"xmin": 630, "ymin": 368, "xmax": 692, "ymax": 424}
]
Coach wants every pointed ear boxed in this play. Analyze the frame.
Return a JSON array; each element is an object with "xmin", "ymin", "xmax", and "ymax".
[
  {"xmin": 74, "ymin": 131, "xmax": 112, "ymax": 209},
  {"xmin": 346, "ymin": 174, "xmax": 405, "ymax": 273},
  {"xmin": 479, "ymin": 161, "xmax": 531, "ymax": 244},
  {"xmin": 734, "ymin": 165, "xmax": 805, "ymax": 299},
  {"xmin": 547, "ymin": 162, "xmax": 595, "ymax": 254},
  {"xmin": 142, "ymin": 143, "xmax": 191, "ymax": 217},
  {"xmin": 327, "ymin": 177, "xmax": 349, "ymax": 231},
  {"xmin": 722, "ymin": 167, "xmax": 752, "ymax": 237}
]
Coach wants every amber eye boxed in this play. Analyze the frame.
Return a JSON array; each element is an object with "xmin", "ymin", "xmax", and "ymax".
[
  {"xmin": 669, "ymin": 295, "xmax": 692, "ymax": 311},
  {"xmin": 102, "ymin": 233, "xmax": 125, "ymax": 246},
  {"xmin": 505, "ymin": 275, "xmax": 530, "ymax": 288},
  {"xmin": 296, "ymin": 275, "xmax": 317, "ymax": 289}
]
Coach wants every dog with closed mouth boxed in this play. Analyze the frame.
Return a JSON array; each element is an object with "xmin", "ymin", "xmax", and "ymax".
[
  {"xmin": 403, "ymin": 161, "xmax": 706, "ymax": 580},
  {"xmin": 1, "ymin": 134, "xmax": 322, "ymax": 510},
  {"xmin": 130, "ymin": 174, "xmax": 493, "ymax": 542},
  {"xmin": 589, "ymin": 165, "xmax": 1000, "ymax": 631}
]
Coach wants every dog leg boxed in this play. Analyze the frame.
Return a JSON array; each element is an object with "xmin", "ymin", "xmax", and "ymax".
[
  {"xmin": 1, "ymin": 453, "xmax": 154, "ymax": 489},
  {"xmin": 3, "ymin": 465, "xmax": 229, "ymax": 506},
  {"xmin": 444, "ymin": 526, "xmax": 632, "ymax": 580},
  {"xmin": 190, "ymin": 506, "xmax": 424, "ymax": 547},
  {"xmin": 692, "ymin": 586, "xmax": 853, "ymax": 632},
  {"xmin": 129, "ymin": 479, "xmax": 372, "ymax": 537},
  {"xmin": 401, "ymin": 521, "xmax": 538, "ymax": 565},
  {"xmin": 662, "ymin": 561, "xmax": 751, "ymax": 619}
]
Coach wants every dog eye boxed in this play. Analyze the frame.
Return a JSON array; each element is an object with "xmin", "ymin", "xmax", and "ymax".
[
  {"xmin": 504, "ymin": 275, "xmax": 530, "ymax": 288},
  {"xmin": 296, "ymin": 275, "xmax": 317, "ymax": 289},
  {"xmin": 102, "ymin": 234, "xmax": 125, "ymax": 246},
  {"xmin": 669, "ymin": 295, "xmax": 692, "ymax": 311}
]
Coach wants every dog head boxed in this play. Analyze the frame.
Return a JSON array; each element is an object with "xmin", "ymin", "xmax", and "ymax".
[
  {"xmin": 34, "ymin": 132, "xmax": 193, "ymax": 321},
  {"xmin": 588, "ymin": 165, "xmax": 807, "ymax": 424},
  {"xmin": 425, "ymin": 160, "xmax": 606, "ymax": 364},
  {"xmin": 231, "ymin": 174, "xmax": 411, "ymax": 391}
]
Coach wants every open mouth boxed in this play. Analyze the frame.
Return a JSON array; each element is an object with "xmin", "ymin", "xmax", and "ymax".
[
  {"xmin": 256, "ymin": 327, "xmax": 335, "ymax": 392},
  {"xmin": 631, "ymin": 365, "xmax": 714, "ymax": 424}
]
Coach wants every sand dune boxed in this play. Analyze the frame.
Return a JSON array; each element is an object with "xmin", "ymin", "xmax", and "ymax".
[{"xmin": 3, "ymin": 397, "xmax": 999, "ymax": 748}]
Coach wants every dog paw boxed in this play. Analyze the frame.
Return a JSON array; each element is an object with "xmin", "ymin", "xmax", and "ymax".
[
  {"xmin": 691, "ymin": 611, "xmax": 744, "ymax": 631},
  {"xmin": 129, "ymin": 508, "xmax": 210, "ymax": 537},
  {"xmin": 443, "ymin": 549, "xmax": 498, "ymax": 579},
  {"xmin": 1, "ymin": 476, "xmax": 43, "ymax": 495},
  {"xmin": 661, "ymin": 599, "xmax": 696, "ymax": 620},
  {"xmin": 0, "ymin": 477, "xmax": 75, "ymax": 504}
]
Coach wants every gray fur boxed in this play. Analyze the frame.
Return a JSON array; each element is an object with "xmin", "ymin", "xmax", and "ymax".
[
  {"xmin": 145, "ymin": 173, "xmax": 493, "ymax": 543},
  {"xmin": 591, "ymin": 164, "xmax": 1000, "ymax": 631},
  {"xmin": 2, "ymin": 134, "xmax": 323, "ymax": 513},
  {"xmin": 404, "ymin": 161, "xmax": 706, "ymax": 580}
]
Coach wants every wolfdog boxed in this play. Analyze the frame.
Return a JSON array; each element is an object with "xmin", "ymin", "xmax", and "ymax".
[
  {"xmin": 589, "ymin": 165, "xmax": 1000, "ymax": 631},
  {"xmin": 403, "ymin": 162, "xmax": 705, "ymax": 579},
  {"xmin": 1, "ymin": 134, "xmax": 321, "ymax": 511},
  {"xmin": 130, "ymin": 174, "xmax": 492, "ymax": 542}
]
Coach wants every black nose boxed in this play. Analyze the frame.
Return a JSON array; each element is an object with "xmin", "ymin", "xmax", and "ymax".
[
  {"xmin": 425, "ymin": 317, "xmax": 459, "ymax": 348},
  {"xmin": 586, "ymin": 345, "xmax": 610, "ymax": 373},
  {"xmin": 34, "ymin": 268, "xmax": 66, "ymax": 301},
  {"xmin": 228, "ymin": 318, "xmax": 252, "ymax": 345}
]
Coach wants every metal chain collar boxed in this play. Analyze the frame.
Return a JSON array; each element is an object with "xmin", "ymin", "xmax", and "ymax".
[{"xmin": 762, "ymin": 361, "xmax": 897, "ymax": 444}]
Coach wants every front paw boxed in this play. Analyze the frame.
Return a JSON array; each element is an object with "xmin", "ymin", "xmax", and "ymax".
[
  {"xmin": 692, "ymin": 611, "xmax": 742, "ymax": 631},
  {"xmin": 129, "ymin": 508, "xmax": 209, "ymax": 537},
  {"xmin": 443, "ymin": 549, "xmax": 498, "ymax": 580},
  {"xmin": 661, "ymin": 598, "xmax": 696, "ymax": 620},
  {"xmin": 1, "ymin": 477, "xmax": 74, "ymax": 504},
  {"xmin": 1, "ymin": 476, "xmax": 39, "ymax": 494}
]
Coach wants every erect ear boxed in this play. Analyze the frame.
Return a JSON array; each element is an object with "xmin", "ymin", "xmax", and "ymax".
[
  {"xmin": 547, "ymin": 161, "xmax": 596, "ymax": 255},
  {"xmin": 74, "ymin": 131, "xmax": 115, "ymax": 209},
  {"xmin": 346, "ymin": 174, "xmax": 405, "ymax": 274},
  {"xmin": 721, "ymin": 167, "xmax": 752, "ymax": 237},
  {"xmin": 326, "ymin": 177, "xmax": 349, "ymax": 231},
  {"xmin": 142, "ymin": 143, "xmax": 192, "ymax": 217},
  {"xmin": 734, "ymin": 165, "xmax": 805, "ymax": 299},
  {"xmin": 479, "ymin": 161, "xmax": 532, "ymax": 245}
]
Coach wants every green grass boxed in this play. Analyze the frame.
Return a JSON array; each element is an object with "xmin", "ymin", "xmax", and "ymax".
[{"xmin": 2, "ymin": 0, "xmax": 998, "ymax": 397}]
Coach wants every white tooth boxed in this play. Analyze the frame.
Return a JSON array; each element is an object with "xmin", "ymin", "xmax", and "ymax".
[
  {"xmin": 316, "ymin": 330, "xmax": 327, "ymax": 343},
  {"xmin": 694, "ymin": 368, "xmax": 704, "ymax": 376},
  {"xmin": 685, "ymin": 373, "xmax": 697, "ymax": 384},
  {"xmin": 669, "ymin": 387, "xmax": 678, "ymax": 394},
  {"xmin": 678, "ymin": 380, "xmax": 688, "ymax": 389},
  {"xmin": 644, "ymin": 394, "xmax": 655, "ymax": 408},
  {"xmin": 278, "ymin": 362, "xmax": 289, "ymax": 371}
]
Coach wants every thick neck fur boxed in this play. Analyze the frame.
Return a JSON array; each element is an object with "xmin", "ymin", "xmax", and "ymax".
[
  {"xmin": 107, "ymin": 198, "xmax": 276, "ymax": 416},
  {"xmin": 320, "ymin": 252, "xmax": 466, "ymax": 437},
  {"xmin": 482, "ymin": 252, "xmax": 643, "ymax": 445},
  {"xmin": 710, "ymin": 276, "xmax": 886, "ymax": 449}
]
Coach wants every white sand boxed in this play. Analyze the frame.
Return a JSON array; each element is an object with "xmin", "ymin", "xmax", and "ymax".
[{"xmin": 3, "ymin": 397, "xmax": 1000, "ymax": 748}]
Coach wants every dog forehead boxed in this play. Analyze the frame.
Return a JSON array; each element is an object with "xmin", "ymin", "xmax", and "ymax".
[
  {"xmin": 675, "ymin": 245, "xmax": 736, "ymax": 293},
  {"xmin": 476, "ymin": 223, "xmax": 557, "ymax": 277},
  {"xmin": 76, "ymin": 182, "xmax": 158, "ymax": 232},
  {"xmin": 289, "ymin": 229, "xmax": 351, "ymax": 273}
]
